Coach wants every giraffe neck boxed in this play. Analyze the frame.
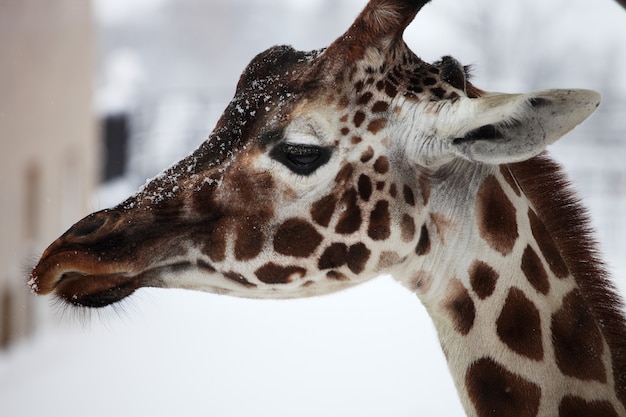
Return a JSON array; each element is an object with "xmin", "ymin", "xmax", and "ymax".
[{"xmin": 394, "ymin": 156, "xmax": 626, "ymax": 417}]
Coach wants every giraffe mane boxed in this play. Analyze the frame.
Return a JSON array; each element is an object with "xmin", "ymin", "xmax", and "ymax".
[{"xmin": 509, "ymin": 154, "xmax": 626, "ymax": 407}]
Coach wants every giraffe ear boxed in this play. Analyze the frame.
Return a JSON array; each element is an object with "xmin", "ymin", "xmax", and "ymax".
[{"xmin": 450, "ymin": 89, "xmax": 601, "ymax": 164}]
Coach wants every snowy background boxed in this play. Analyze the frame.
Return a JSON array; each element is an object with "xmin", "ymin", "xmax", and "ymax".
[{"xmin": 2, "ymin": 0, "xmax": 626, "ymax": 416}]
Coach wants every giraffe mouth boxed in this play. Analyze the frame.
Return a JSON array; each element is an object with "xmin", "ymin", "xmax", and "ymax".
[
  {"xmin": 53, "ymin": 271, "xmax": 142, "ymax": 308},
  {"xmin": 38, "ymin": 260, "xmax": 217, "ymax": 308}
]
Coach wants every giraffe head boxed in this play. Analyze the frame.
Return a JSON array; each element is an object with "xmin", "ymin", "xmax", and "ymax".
[{"xmin": 30, "ymin": 0, "xmax": 599, "ymax": 307}]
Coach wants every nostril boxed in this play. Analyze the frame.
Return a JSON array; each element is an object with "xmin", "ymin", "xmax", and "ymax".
[{"xmin": 67, "ymin": 213, "xmax": 107, "ymax": 239}]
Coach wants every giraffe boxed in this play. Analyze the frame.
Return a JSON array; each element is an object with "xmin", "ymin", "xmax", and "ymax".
[{"xmin": 29, "ymin": 0, "xmax": 626, "ymax": 416}]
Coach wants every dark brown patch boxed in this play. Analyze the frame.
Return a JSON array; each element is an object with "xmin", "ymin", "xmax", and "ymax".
[
  {"xmin": 403, "ymin": 185, "xmax": 415, "ymax": 206},
  {"xmin": 521, "ymin": 245, "xmax": 550, "ymax": 295},
  {"xmin": 528, "ymin": 208, "xmax": 569, "ymax": 279},
  {"xmin": 234, "ymin": 221, "xmax": 264, "ymax": 261},
  {"xmin": 376, "ymin": 181, "xmax": 385, "ymax": 191},
  {"xmin": 552, "ymin": 289, "xmax": 606, "ymax": 383},
  {"xmin": 339, "ymin": 114, "xmax": 349, "ymax": 123},
  {"xmin": 371, "ymin": 101, "xmax": 389, "ymax": 113},
  {"xmin": 335, "ymin": 163, "xmax": 354, "ymax": 185},
  {"xmin": 415, "ymin": 224, "xmax": 430, "ymax": 256},
  {"xmin": 373, "ymin": 156, "xmax": 389, "ymax": 174},
  {"xmin": 347, "ymin": 243, "xmax": 370, "ymax": 274},
  {"xmin": 389, "ymin": 183, "xmax": 397, "ymax": 198},
  {"xmin": 273, "ymin": 218, "xmax": 323, "ymax": 257},
  {"xmin": 469, "ymin": 260, "xmax": 498, "ymax": 300},
  {"xmin": 443, "ymin": 279, "xmax": 475, "ymax": 335},
  {"xmin": 202, "ymin": 221, "xmax": 228, "ymax": 263},
  {"xmin": 430, "ymin": 87, "xmax": 446, "ymax": 99},
  {"xmin": 558, "ymin": 395, "xmax": 619, "ymax": 417},
  {"xmin": 351, "ymin": 136, "xmax": 362, "ymax": 144},
  {"xmin": 357, "ymin": 174, "xmax": 373, "ymax": 202},
  {"xmin": 255, "ymin": 263, "xmax": 306, "ymax": 284},
  {"xmin": 384, "ymin": 81, "xmax": 397, "ymax": 98},
  {"xmin": 401, "ymin": 214, "xmax": 416, "ymax": 242},
  {"xmin": 499, "ymin": 164, "xmax": 521, "ymax": 196},
  {"xmin": 476, "ymin": 175, "xmax": 518, "ymax": 256},
  {"xmin": 335, "ymin": 188, "xmax": 362, "ymax": 235},
  {"xmin": 367, "ymin": 118, "xmax": 387, "ymax": 134},
  {"xmin": 357, "ymin": 91, "xmax": 373, "ymax": 105},
  {"xmin": 360, "ymin": 146, "xmax": 374, "ymax": 163},
  {"xmin": 466, "ymin": 357, "xmax": 541, "ymax": 417},
  {"xmin": 310, "ymin": 194, "xmax": 337, "ymax": 227},
  {"xmin": 340, "ymin": 127, "xmax": 350, "ymax": 136},
  {"xmin": 326, "ymin": 271, "xmax": 348, "ymax": 281},
  {"xmin": 496, "ymin": 288, "xmax": 544, "ymax": 360},
  {"xmin": 353, "ymin": 111, "xmax": 366, "ymax": 128},
  {"xmin": 318, "ymin": 243, "xmax": 348, "ymax": 270},
  {"xmin": 367, "ymin": 200, "xmax": 391, "ymax": 240},
  {"xmin": 224, "ymin": 271, "xmax": 256, "ymax": 288}
]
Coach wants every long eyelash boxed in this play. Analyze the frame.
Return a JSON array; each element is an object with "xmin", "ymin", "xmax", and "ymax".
[{"xmin": 463, "ymin": 64, "xmax": 475, "ymax": 81}]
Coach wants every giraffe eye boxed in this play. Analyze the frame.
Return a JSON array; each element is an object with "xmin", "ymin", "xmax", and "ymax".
[{"xmin": 270, "ymin": 142, "xmax": 332, "ymax": 176}]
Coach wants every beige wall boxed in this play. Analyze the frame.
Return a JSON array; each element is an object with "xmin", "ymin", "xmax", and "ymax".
[{"xmin": 0, "ymin": 0, "xmax": 97, "ymax": 348}]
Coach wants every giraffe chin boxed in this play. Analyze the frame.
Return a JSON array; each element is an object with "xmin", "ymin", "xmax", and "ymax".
[{"xmin": 54, "ymin": 272, "xmax": 142, "ymax": 308}]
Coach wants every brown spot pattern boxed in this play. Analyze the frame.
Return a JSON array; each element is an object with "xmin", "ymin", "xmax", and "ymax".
[
  {"xmin": 403, "ymin": 185, "xmax": 415, "ymax": 206},
  {"xmin": 373, "ymin": 156, "xmax": 389, "ymax": 174},
  {"xmin": 496, "ymin": 288, "xmax": 544, "ymax": 360},
  {"xmin": 327, "ymin": 271, "xmax": 348, "ymax": 281},
  {"xmin": 347, "ymin": 243, "xmax": 371, "ymax": 274},
  {"xmin": 255, "ymin": 263, "xmax": 306, "ymax": 284},
  {"xmin": 335, "ymin": 163, "xmax": 354, "ymax": 185},
  {"xmin": 357, "ymin": 92, "xmax": 373, "ymax": 105},
  {"xmin": 466, "ymin": 357, "xmax": 541, "ymax": 417},
  {"xmin": 384, "ymin": 81, "xmax": 397, "ymax": 98},
  {"xmin": 528, "ymin": 208, "xmax": 569, "ymax": 279},
  {"xmin": 521, "ymin": 245, "xmax": 550, "ymax": 295},
  {"xmin": 273, "ymin": 218, "xmax": 323, "ymax": 257},
  {"xmin": 389, "ymin": 183, "xmax": 397, "ymax": 198},
  {"xmin": 401, "ymin": 214, "xmax": 415, "ymax": 242},
  {"xmin": 234, "ymin": 221, "xmax": 264, "ymax": 261},
  {"xmin": 367, "ymin": 118, "xmax": 387, "ymax": 134},
  {"xmin": 335, "ymin": 188, "xmax": 361, "ymax": 235},
  {"xmin": 371, "ymin": 101, "xmax": 389, "ymax": 113},
  {"xmin": 444, "ymin": 279, "xmax": 475, "ymax": 335},
  {"xmin": 202, "ymin": 222, "xmax": 228, "ymax": 262},
  {"xmin": 476, "ymin": 175, "xmax": 518, "ymax": 256},
  {"xmin": 353, "ymin": 111, "xmax": 366, "ymax": 128},
  {"xmin": 358, "ymin": 174, "xmax": 372, "ymax": 202},
  {"xmin": 319, "ymin": 242, "xmax": 370, "ymax": 274},
  {"xmin": 310, "ymin": 194, "xmax": 337, "ymax": 227},
  {"xmin": 552, "ymin": 289, "xmax": 606, "ymax": 382},
  {"xmin": 415, "ymin": 225, "xmax": 430, "ymax": 256},
  {"xmin": 367, "ymin": 200, "xmax": 391, "ymax": 240},
  {"xmin": 469, "ymin": 260, "xmax": 498, "ymax": 300},
  {"xmin": 319, "ymin": 243, "xmax": 348, "ymax": 270},
  {"xmin": 558, "ymin": 395, "xmax": 619, "ymax": 417},
  {"xmin": 360, "ymin": 146, "xmax": 374, "ymax": 163},
  {"xmin": 377, "ymin": 251, "xmax": 400, "ymax": 270}
]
